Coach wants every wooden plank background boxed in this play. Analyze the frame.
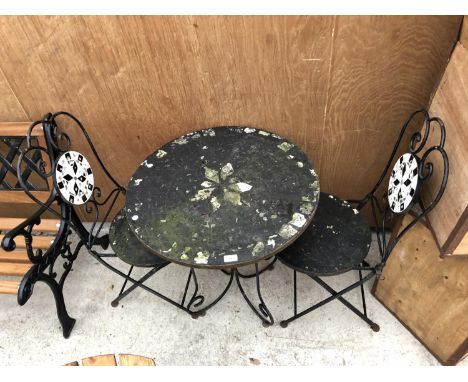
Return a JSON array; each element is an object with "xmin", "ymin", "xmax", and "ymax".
[
  {"xmin": 460, "ymin": 16, "xmax": 468, "ymax": 49},
  {"xmin": 424, "ymin": 35, "xmax": 468, "ymax": 255},
  {"xmin": 373, "ymin": 215, "xmax": 468, "ymax": 365},
  {"xmin": 0, "ymin": 16, "xmax": 462, "ymax": 220}
]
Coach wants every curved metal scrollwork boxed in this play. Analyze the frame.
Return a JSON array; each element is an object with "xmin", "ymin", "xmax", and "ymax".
[
  {"xmin": 3, "ymin": 111, "xmax": 125, "ymax": 252},
  {"xmin": 360, "ymin": 109, "xmax": 449, "ymax": 266},
  {"xmin": 1, "ymin": 111, "xmax": 126, "ymax": 338}
]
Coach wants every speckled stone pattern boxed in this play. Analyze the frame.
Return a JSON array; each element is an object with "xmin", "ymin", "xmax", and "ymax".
[
  {"xmin": 125, "ymin": 126, "xmax": 320, "ymax": 268},
  {"xmin": 109, "ymin": 209, "xmax": 169, "ymax": 267},
  {"xmin": 279, "ymin": 192, "xmax": 371, "ymax": 276}
]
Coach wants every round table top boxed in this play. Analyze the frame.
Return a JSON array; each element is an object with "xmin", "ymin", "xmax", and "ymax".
[{"xmin": 125, "ymin": 126, "xmax": 320, "ymax": 269}]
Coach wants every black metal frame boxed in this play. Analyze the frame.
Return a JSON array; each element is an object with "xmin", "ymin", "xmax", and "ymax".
[
  {"xmin": 111, "ymin": 255, "xmax": 277, "ymax": 326},
  {"xmin": 0, "ymin": 112, "xmax": 239, "ymax": 336},
  {"xmin": 0, "ymin": 136, "xmax": 48, "ymax": 190},
  {"xmin": 279, "ymin": 109, "xmax": 449, "ymax": 330}
]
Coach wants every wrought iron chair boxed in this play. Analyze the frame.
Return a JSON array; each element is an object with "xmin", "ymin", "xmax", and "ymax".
[
  {"xmin": 0, "ymin": 112, "xmax": 213, "ymax": 338},
  {"xmin": 278, "ymin": 109, "xmax": 449, "ymax": 330}
]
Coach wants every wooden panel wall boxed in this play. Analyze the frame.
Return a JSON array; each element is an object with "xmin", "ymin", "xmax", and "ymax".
[
  {"xmin": 0, "ymin": 16, "xmax": 462, "ymax": 219},
  {"xmin": 425, "ymin": 40, "xmax": 468, "ymax": 255},
  {"xmin": 0, "ymin": 69, "xmax": 27, "ymax": 122},
  {"xmin": 373, "ymin": 215, "xmax": 468, "ymax": 365},
  {"xmin": 460, "ymin": 16, "xmax": 468, "ymax": 49}
]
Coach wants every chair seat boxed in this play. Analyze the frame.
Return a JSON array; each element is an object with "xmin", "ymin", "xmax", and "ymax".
[
  {"xmin": 279, "ymin": 192, "xmax": 371, "ymax": 276},
  {"xmin": 109, "ymin": 210, "xmax": 169, "ymax": 267}
]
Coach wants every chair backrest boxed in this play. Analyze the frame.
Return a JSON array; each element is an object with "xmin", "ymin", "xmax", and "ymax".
[
  {"xmin": 1, "ymin": 112, "xmax": 125, "ymax": 271},
  {"xmin": 42, "ymin": 112, "xmax": 126, "ymax": 249},
  {"xmin": 358, "ymin": 109, "xmax": 449, "ymax": 267}
]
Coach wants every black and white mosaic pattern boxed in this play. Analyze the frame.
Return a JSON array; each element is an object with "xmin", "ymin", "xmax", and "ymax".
[
  {"xmin": 55, "ymin": 150, "xmax": 94, "ymax": 205},
  {"xmin": 388, "ymin": 153, "xmax": 419, "ymax": 214},
  {"xmin": 126, "ymin": 126, "xmax": 320, "ymax": 269}
]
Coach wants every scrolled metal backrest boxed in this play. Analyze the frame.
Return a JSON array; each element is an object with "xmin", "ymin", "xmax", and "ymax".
[
  {"xmin": 359, "ymin": 109, "xmax": 449, "ymax": 267},
  {"xmin": 0, "ymin": 112, "xmax": 125, "ymax": 306},
  {"xmin": 2, "ymin": 112, "xmax": 125, "ymax": 258},
  {"xmin": 46, "ymin": 112, "xmax": 126, "ymax": 248}
]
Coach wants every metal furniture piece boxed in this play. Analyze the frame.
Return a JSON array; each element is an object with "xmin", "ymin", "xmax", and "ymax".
[
  {"xmin": 0, "ymin": 123, "xmax": 61, "ymax": 298},
  {"xmin": 108, "ymin": 208, "xmax": 199, "ymax": 313},
  {"xmin": 1, "ymin": 112, "xmax": 202, "ymax": 337},
  {"xmin": 278, "ymin": 109, "xmax": 449, "ymax": 330},
  {"xmin": 1, "ymin": 112, "xmax": 127, "ymax": 338},
  {"xmin": 122, "ymin": 126, "xmax": 320, "ymax": 326}
]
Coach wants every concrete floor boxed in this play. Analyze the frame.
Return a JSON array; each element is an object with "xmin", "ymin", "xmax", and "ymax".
[{"xmin": 0, "ymin": 233, "xmax": 466, "ymax": 366}]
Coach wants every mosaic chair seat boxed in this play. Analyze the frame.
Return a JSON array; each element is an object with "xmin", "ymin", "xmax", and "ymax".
[{"xmin": 278, "ymin": 109, "xmax": 449, "ymax": 331}]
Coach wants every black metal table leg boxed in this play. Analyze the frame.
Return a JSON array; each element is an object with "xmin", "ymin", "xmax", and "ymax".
[
  {"xmin": 222, "ymin": 256, "xmax": 277, "ymax": 279},
  {"xmin": 183, "ymin": 267, "xmax": 235, "ymax": 319},
  {"xmin": 235, "ymin": 263, "xmax": 274, "ymax": 327}
]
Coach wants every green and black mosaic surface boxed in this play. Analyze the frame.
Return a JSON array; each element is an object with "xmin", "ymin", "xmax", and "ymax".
[{"xmin": 125, "ymin": 126, "xmax": 320, "ymax": 268}]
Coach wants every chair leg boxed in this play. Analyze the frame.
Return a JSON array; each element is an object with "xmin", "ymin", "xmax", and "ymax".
[
  {"xmin": 294, "ymin": 270, "xmax": 298, "ymax": 316},
  {"xmin": 281, "ymin": 270, "xmax": 298, "ymax": 328},
  {"xmin": 311, "ymin": 275, "xmax": 379, "ymax": 332},
  {"xmin": 280, "ymin": 269, "xmax": 379, "ymax": 331},
  {"xmin": 111, "ymin": 265, "xmax": 134, "ymax": 307},
  {"xmin": 111, "ymin": 265, "xmax": 161, "ymax": 307},
  {"xmin": 358, "ymin": 269, "xmax": 368, "ymax": 318},
  {"xmin": 92, "ymin": 254, "xmax": 216, "ymax": 314}
]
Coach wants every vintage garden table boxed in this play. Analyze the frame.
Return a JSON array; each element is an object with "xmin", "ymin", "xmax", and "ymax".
[{"xmin": 125, "ymin": 126, "xmax": 320, "ymax": 325}]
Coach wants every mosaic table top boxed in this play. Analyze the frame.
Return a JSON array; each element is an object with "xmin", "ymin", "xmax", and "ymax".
[{"xmin": 125, "ymin": 126, "xmax": 320, "ymax": 269}]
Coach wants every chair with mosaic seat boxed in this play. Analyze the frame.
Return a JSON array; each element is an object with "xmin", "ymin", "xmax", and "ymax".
[
  {"xmin": 45, "ymin": 113, "xmax": 219, "ymax": 320},
  {"xmin": 278, "ymin": 109, "xmax": 449, "ymax": 331},
  {"xmin": 108, "ymin": 208, "xmax": 173, "ymax": 307},
  {"xmin": 0, "ymin": 112, "xmax": 211, "ymax": 338}
]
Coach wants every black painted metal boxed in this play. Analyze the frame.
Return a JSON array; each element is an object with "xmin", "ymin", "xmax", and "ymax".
[
  {"xmin": 2, "ymin": 112, "xmax": 266, "ymax": 335},
  {"xmin": 1, "ymin": 112, "xmax": 206, "ymax": 338},
  {"xmin": 220, "ymin": 256, "xmax": 277, "ymax": 279},
  {"xmin": 121, "ymin": 126, "xmax": 320, "ymax": 324},
  {"xmin": 278, "ymin": 109, "xmax": 449, "ymax": 330},
  {"xmin": 235, "ymin": 264, "xmax": 274, "ymax": 327},
  {"xmin": 0, "ymin": 112, "xmax": 126, "ymax": 338},
  {"xmin": 0, "ymin": 136, "xmax": 48, "ymax": 190}
]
